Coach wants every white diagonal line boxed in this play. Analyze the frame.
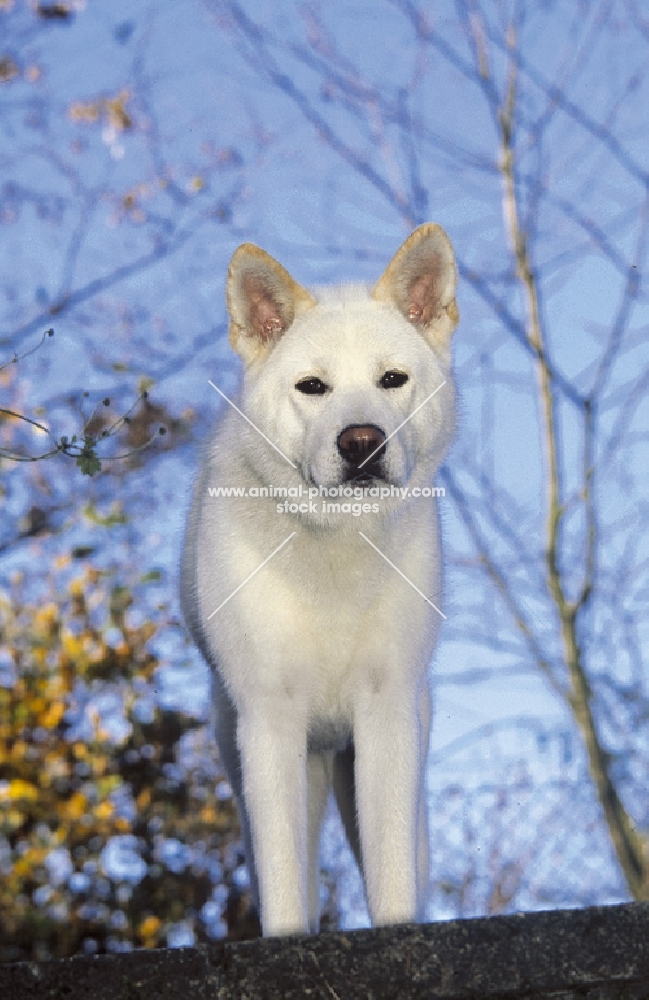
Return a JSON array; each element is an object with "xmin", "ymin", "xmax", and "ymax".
[
  {"xmin": 358, "ymin": 531, "xmax": 446, "ymax": 619},
  {"xmin": 207, "ymin": 532, "xmax": 296, "ymax": 620},
  {"xmin": 358, "ymin": 380, "xmax": 447, "ymax": 469},
  {"xmin": 208, "ymin": 381, "xmax": 297, "ymax": 469}
]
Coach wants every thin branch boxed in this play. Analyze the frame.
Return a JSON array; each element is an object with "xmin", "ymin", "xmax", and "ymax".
[
  {"xmin": 0, "ymin": 327, "xmax": 54, "ymax": 372},
  {"xmin": 486, "ymin": 11, "xmax": 649, "ymax": 191},
  {"xmin": 224, "ymin": 2, "xmax": 412, "ymax": 219},
  {"xmin": 441, "ymin": 468, "xmax": 566, "ymax": 703},
  {"xmin": 2, "ymin": 191, "xmax": 231, "ymax": 348},
  {"xmin": 495, "ymin": 16, "xmax": 649, "ymax": 900}
]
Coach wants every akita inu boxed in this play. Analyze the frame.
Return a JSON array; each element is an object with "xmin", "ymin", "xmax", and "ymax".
[{"xmin": 181, "ymin": 224, "xmax": 459, "ymax": 936}]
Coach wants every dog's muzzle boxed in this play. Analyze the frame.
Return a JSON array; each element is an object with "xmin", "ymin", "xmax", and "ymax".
[{"xmin": 337, "ymin": 424, "xmax": 387, "ymax": 482}]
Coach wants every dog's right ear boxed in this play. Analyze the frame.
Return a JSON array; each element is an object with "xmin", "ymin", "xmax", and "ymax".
[{"xmin": 226, "ymin": 244, "xmax": 316, "ymax": 363}]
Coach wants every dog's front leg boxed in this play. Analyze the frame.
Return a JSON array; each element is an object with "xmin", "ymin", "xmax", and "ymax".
[
  {"xmin": 236, "ymin": 703, "xmax": 309, "ymax": 936},
  {"xmin": 353, "ymin": 681, "xmax": 423, "ymax": 926}
]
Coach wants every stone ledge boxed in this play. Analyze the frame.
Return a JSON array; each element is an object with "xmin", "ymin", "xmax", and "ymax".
[{"xmin": 1, "ymin": 901, "xmax": 648, "ymax": 999}]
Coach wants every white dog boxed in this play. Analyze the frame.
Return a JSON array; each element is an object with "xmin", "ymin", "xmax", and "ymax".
[{"xmin": 181, "ymin": 224, "xmax": 458, "ymax": 936}]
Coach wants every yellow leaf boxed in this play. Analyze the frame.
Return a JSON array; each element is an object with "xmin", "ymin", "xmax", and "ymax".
[
  {"xmin": 3, "ymin": 779, "xmax": 39, "ymax": 802},
  {"xmin": 6, "ymin": 808, "xmax": 24, "ymax": 829},
  {"xmin": 139, "ymin": 916, "xmax": 160, "ymax": 941},
  {"xmin": 14, "ymin": 857, "xmax": 32, "ymax": 877},
  {"xmin": 136, "ymin": 789, "xmax": 151, "ymax": 810},
  {"xmin": 32, "ymin": 647, "xmax": 47, "ymax": 667},
  {"xmin": 10, "ymin": 740, "xmax": 27, "ymax": 760},
  {"xmin": 62, "ymin": 633, "xmax": 83, "ymax": 659},
  {"xmin": 36, "ymin": 602, "xmax": 59, "ymax": 624},
  {"xmin": 41, "ymin": 702, "xmax": 65, "ymax": 728},
  {"xmin": 63, "ymin": 792, "xmax": 87, "ymax": 820},
  {"xmin": 69, "ymin": 100, "xmax": 100, "ymax": 124},
  {"xmin": 106, "ymin": 90, "xmax": 133, "ymax": 131}
]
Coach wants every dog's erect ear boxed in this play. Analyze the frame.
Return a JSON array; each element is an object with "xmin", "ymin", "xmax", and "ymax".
[
  {"xmin": 227, "ymin": 243, "xmax": 316, "ymax": 362},
  {"xmin": 372, "ymin": 224, "xmax": 459, "ymax": 347}
]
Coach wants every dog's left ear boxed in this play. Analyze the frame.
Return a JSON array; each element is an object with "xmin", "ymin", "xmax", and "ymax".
[
  {"xmin": 372, "ymin": 224, "xmax": 459, "ymax": 348},
  {"xmin": 227, "ymin": 243, "xmax": 316, "ymax": 363}
]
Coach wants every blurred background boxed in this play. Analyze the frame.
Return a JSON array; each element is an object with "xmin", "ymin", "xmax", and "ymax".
[{"xmin": 1, "ymin": 0, "xmax": 648, "ymax": 961}]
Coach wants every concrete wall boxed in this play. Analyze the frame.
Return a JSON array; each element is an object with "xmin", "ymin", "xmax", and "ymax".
[{"xmin": 1, "ymin": 901, "xmax": 648, "ymax": 999}]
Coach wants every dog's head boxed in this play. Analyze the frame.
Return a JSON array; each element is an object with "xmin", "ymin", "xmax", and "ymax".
[{"xmin": 226, "ymin": 225, "xmax": 459, "ymax": 494}]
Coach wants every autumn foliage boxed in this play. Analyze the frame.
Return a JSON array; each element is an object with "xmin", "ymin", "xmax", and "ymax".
[{"xmin": 0, "ymin": 561, "xmax": 253, "ymax": 961}]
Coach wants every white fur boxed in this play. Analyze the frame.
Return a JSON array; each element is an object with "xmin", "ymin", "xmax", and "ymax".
[{"xmin": 181, "ymin": 226, "xmax": 458, "ymax": 936}]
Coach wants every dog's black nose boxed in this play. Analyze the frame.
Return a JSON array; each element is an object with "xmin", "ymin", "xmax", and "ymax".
[{"xmin": 337, "ymin": 424, "xmax": 386, "ymax": 467}]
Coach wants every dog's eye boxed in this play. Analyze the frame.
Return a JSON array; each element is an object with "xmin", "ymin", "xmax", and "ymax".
[
  {"xmin": 380, "ymin": 370, "xmax": 409, "ymax": 389},
  {"xmin": 295, "ymin": 377, "xmax": 329, "ymax": 395}
]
